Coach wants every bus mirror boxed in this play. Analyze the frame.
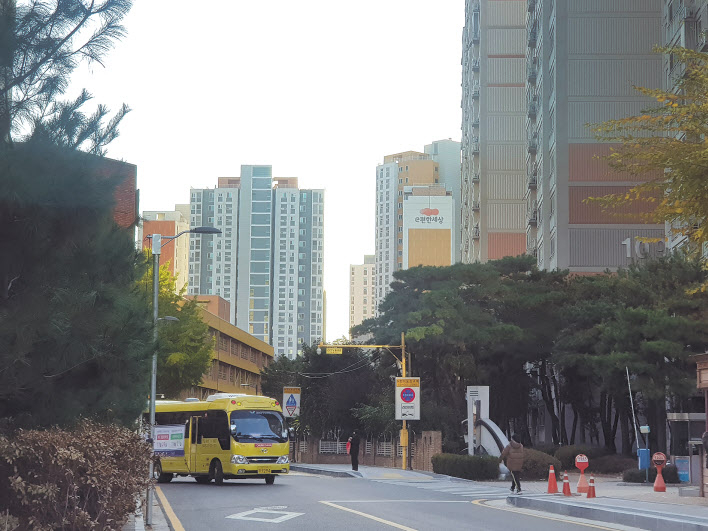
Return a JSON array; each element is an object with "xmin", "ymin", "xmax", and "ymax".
[{"xmin": 230, "ymin": 425, "xmax": 238, "ymax": 434}]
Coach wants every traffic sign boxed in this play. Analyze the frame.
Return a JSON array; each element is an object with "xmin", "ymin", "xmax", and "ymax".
[
  {"xmin": 395, "ymin": 377, "xmax": 420, "ymax": 420},
  {"xmin": 652, "ymin": 452, "xmax": 667, "ymax": 467},
  {"xmin": 326, "ymin": 347, "xmax": 342, "ymax": 355},
  {"xmin": 575, "ymin": 454, "xmax": 589, "ymax": 471},
  {"xmin": 282, "ymin": 387, "xmax": 301, "ymax": 418}
]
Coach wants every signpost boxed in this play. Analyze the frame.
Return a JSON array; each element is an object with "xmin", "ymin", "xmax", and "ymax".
[
  {"xmin": 653, "ymin": 452, "xmax": 667, "ymax": 492},
  {"xmin": 283, "ymin": 387, "xmax": 301, "ymax": 418},
  {"xmin": 395, "ymin": 378, "xmax": 420, "ymax": 421},
  {"xmin": 575, "ymin": 454, "xmax": 589, "ymax": 493}
]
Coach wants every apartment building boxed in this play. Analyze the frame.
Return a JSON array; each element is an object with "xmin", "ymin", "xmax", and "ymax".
[
  {"xmin": 139, "ymin": 208, "xmax": 190, "ymax": 293},
  {"xmin": 349, "ymin": 255, "xmax": 375, "ymax": 335},
  {"xmin": 188, "ymin": 166, "xmax": 324, "ymax": 358},
  {"xmin": 374, "ymin": 143, "xmax": 460, "ymax": 309},
  {"xmin": 525, "ymin": 0, "xmax": 665, "ymax": 272},
  {"xmin": 461, "ymin": 0, "xmax": 528, "ymax": 264}
]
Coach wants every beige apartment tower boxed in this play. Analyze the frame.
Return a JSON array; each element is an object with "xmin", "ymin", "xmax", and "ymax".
[
  {"xmin": 349, "ymin": 255, "xmax": 375, "ymax": 336},
  {"xmin": 461, "ymin": 0, "xmax": 528, "ymax": 264}
]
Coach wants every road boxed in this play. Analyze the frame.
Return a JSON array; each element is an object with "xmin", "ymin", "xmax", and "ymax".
[{"xmin": 156, "ymin": 471, "xmax": 639, "ymax": 531}]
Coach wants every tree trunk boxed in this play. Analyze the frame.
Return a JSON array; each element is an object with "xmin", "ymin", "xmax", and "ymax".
[
  {"xmin": 570, "ymin": 407, "xmax": 578, "ymax": 445},
  {"xmin": 619, "ymin": 404, "xmax": 632, "ymax": 456},
  {"xmin": 0, "ymin": 0, "xmax": 16, "ymax": 146}
]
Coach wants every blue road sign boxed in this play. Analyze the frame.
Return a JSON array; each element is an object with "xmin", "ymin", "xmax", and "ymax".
[{"xmin": 287, "ymin": 394, "xmax": 297, "ymax": 407}]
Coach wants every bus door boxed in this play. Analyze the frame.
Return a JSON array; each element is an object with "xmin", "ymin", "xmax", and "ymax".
[{"xmin": 189, "ymin": 416, "xmax": 202, "ymax": 473}]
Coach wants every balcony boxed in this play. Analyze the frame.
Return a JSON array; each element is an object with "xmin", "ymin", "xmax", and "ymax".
[
  {"xmin": 528, "ymin": 28, "xmax": 537, "ymax": 48},
  {"xmin": 527, "ymin": 173, "xmax": 537, "ymax": 189},
  {"xmin": 471, "ymin": 137, "xmax": 480, "ymax": 154},
  {"xmin": 527, "ymin": 202, "xmax": 538, "ymax": 226},
  {"xmin": 472, "ymin": 225, "xmax": 480, "ymax": 239},
  {"xmin": 527, "ymin": 137, "xmax": 537, "ymax": 154},
  {"xmin": 472, "ymin": 201, "xmax": 480, "ymax": 211},
  {"xmin": 527, "ymin": 60, "xmax": 538, "ymax": 83},
  {"xmin": 527, "ymin": 98, "xmax": 537, "ymax": 119},
  {"xmin": 472, "ymin": 116, "xmax": 480, "ymax": 128},
  {"xmin": 472, "ymin": 58, "xmax": 480, "ymax": 72},
  {"xmin": 472, "ymin": 173, "xmax": 480, "ymax": 183},
  {"xmin": 472, "ymin": 28, "xmax": 480, "ymax": 44},
  {"xmin": 699, "ymin": 30, "xmax": 708, "ymax": 52},
  {"xmin": 527, "ymin": 0, "xmax": 536, "ymax": 13},
  {"xmin": 526, "ymin": 244, "xmax": 538, "ymax": 258},
  {"xmin": 472, "ymin": 83, "xmax": 480, "ymax": 98}
]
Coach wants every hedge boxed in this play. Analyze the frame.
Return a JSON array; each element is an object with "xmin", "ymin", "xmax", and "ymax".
[
  {"xmin": 554, "ymin": 445, "xmax": 611, "ymax": 471},
  {"xmin": 623, "ymin": 465, "xmax": 680, "ymax": 484},
  {"xmin": 521, "ymin": 448, "xmax": 562, "ymax": 480},
  {"xmin": 431, "ymin": 453, "xmax": 499, "ymax": 480},
  {"xmin": 588, "ymin": 455, "xmax": 637, "ymax": 475},
  {"xmin": 0, "ymin": 420, "xmax": 152, "ymax": 530}
]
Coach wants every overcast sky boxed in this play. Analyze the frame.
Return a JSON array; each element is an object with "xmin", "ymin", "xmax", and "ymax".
[{"xmin": 71, "ymin": 0, "xmax": 464, "ymax": 341}]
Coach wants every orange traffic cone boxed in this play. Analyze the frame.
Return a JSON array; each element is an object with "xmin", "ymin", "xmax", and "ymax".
[
  {"xmin": 547, "ymin": 465, "xmax": 558, "ymax": 494},
  {"xmin": 577, "ymin": 469, "xmax": 589, "ymax": 493},
  {"xmin": 586, "ymin": 475, "xmax": 596, "ymax": 499},
  {"xmin": 562, "ymin": 471, "xmax": 572, "ymax": 496}
]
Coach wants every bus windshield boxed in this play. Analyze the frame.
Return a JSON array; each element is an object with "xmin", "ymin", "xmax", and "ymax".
[{"xmin": 230, "ymin": 410, "xmax": 287, "ymax": 443}]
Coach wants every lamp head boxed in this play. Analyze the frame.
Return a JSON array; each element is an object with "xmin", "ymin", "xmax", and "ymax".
[{"xmin": 190, "ymin": 226, "xmax": 221, "ymax": 235}]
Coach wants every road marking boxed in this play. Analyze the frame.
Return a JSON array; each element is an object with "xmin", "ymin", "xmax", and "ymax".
[
  {"xmin": 471, "ymin": 499, "xmax": 631, "ymax": 530},
  {"xmin": 320, "ymin": 501, "xmax": 417, "ymax": 530},
  {"xmin": 326, "ymin": 500, "xmax": 469, "ymax": 503},
  {"xmin": 226, "ymin": 509, "xmax": 304, "ymax": 523},
  {"xmin": 155, "ymin": 486, "xmax": 186, "ymax": 531}
]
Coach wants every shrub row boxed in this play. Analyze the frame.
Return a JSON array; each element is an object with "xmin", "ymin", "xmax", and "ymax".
[
  {"xmin": 0, "ymin": 420, "xmax": 152, "ymax": 530},
  {"xmin": 553, "ymin": 445, "xmax": 611, "ymax": 471},
  {"xmin": 623, "ymin": 465, "xmax": 680, "ymax": 484},
  {"xmin": 587, "ymin": 454, "xmax": 637, "ymax": 474},
  {"xmin": 521, "ymin": 448, "xmax": 562, "ymax": 480},
  {"xmin": 431, "ymin": 454, "xmax": 499, "ymax": 480}
]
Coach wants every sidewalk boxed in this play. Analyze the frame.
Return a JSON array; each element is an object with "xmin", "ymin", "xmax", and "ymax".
[
  {"xmin": 122, "ymin": 493, "xmax": 170, "ymax": 531},
  {"xmin": 294, "ymin": 464, "xmax": 708, "ymax": 530}
]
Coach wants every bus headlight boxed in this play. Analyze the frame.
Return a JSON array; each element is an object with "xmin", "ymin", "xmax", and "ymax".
[
  {"xmin": 231, "ymin": 455, "xmax": 249, "ymax": 465},
  {"xmin": 276, "ymin": 456, "xmax": 290, "ymax": 464}
]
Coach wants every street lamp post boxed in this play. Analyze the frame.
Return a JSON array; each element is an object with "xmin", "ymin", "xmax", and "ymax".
[
  {"xmin": 316, "ymin": 333, "xmax": 410, "ymax": 470},
  {"xmin": 145, "ymin": 226, "xmax": 220, "ymax": 526}
]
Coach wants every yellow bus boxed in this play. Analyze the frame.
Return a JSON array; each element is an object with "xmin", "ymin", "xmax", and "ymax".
[{"xmin": 148, "ymin": 393, "xmax": 291, "ymax": 485}]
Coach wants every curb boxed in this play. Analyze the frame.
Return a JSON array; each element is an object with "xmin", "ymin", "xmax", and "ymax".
[
  {"xmin": 290, "ymin": 464, "xmax": 361, "ymax": 478},
  {"xmin": 507, "ymin": 495, "xmax": 708, "ymax": 531}
]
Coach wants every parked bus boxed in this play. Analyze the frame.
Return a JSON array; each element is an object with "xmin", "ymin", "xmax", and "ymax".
[{"xmin": 147, "ymin": 393, "xmax": 291, "ymax": 485}]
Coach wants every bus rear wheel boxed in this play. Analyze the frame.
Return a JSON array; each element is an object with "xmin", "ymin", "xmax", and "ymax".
[
  {"xmin": 265, "ymin": 475, "xmax": 275, "ymax": 485},
  {"xmin": 211, "ymin": 460, "xmax": 224, "ymax": 485}
]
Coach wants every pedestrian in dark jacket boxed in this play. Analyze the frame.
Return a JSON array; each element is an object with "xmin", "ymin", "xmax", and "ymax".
[
  {"xmin": 500, "ymin": 434, "xmax": 524, "ymax": 494},
  {"xmin": 348, "ymin": 430, "xmax": 360, "ymax": 471}
]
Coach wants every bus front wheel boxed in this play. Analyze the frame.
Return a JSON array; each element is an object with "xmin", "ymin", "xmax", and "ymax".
[
  {"xmin": 211, "ymin": 460, "xmax": 224, "ymax": 485},
  {"xmin": 265, "ymin": 475, "xmax": 275, "ymax": 485}
]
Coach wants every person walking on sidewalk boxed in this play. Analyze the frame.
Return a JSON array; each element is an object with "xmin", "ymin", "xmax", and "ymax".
[
  {"xmin": 500, "ymin": 434, "xmax": 525, "ymax": 494},
  {"xmin": 348, "ymin": 430, "xmax": 361, "ymax": 471}
]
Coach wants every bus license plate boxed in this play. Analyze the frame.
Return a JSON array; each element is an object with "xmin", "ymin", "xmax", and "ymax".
[{"xmin": 258, "ymin": 467, "xmax": 270, "ymax": 475}]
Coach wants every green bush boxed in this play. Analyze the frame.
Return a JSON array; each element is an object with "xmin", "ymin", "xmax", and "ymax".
[
  {"xmin": 554, "ymin": 445, "xmax": 611, "ymax": 471},
  {"xmin": 622, "ymin": 465, "xmax": 680, "ymax": 484},
  {"xmin": 588, "ymin": 455, "xmax": 637, "ymax": 475},
  {"xmin": 432, "ymin": 453, "xmax": 500, "ymax": 480},
  {"xmin": 0, "ymin": 420, "xmax": 151, "ymax": 530},
  {"xmin": 533, "ymin": 443, "xmax": 560, "ymax": 457},
  {"xmin": 522, "ymin": 448, "xmax": 563, "ymax": 480}
]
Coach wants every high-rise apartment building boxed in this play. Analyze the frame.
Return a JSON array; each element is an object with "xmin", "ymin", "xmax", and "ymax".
[
  {"xmin": 424, "ymin": 139, "xmax": 463, "ymax": 262},
  {"xmin": 349, "ymin": 255, "xmax": 375, "ymax": 335},
  {"xmin": 374, "ymin": 149, "xmax": 457, "ymax": 309},
  {"xmin": 461, "ymin": 0, "xmax": 528, "ymax": 264},
  {"xmin": 663, "ymin": 1, "xmax": 708, "ymax": 254},
  {"xmin": 525, "ymin": 0, "xmax": 665, "ymax": 272},
  {"xmin": 188, "ymin": 166, "xmax": 324, "ymax": 357},
  {"xmin": 139, "ymin": 208, "xmax": 190, "ymax": 293}
]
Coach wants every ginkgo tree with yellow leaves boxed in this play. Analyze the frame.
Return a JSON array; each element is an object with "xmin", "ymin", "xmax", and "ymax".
[{"xmin": 590, "ymin": 47, "xmax": 708, "ymax": 257}]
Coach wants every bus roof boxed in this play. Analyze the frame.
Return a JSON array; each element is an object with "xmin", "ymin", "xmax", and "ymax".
[{"xmin": 154, "ymin": 395, "xmax": 282, "ymax": 414}]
